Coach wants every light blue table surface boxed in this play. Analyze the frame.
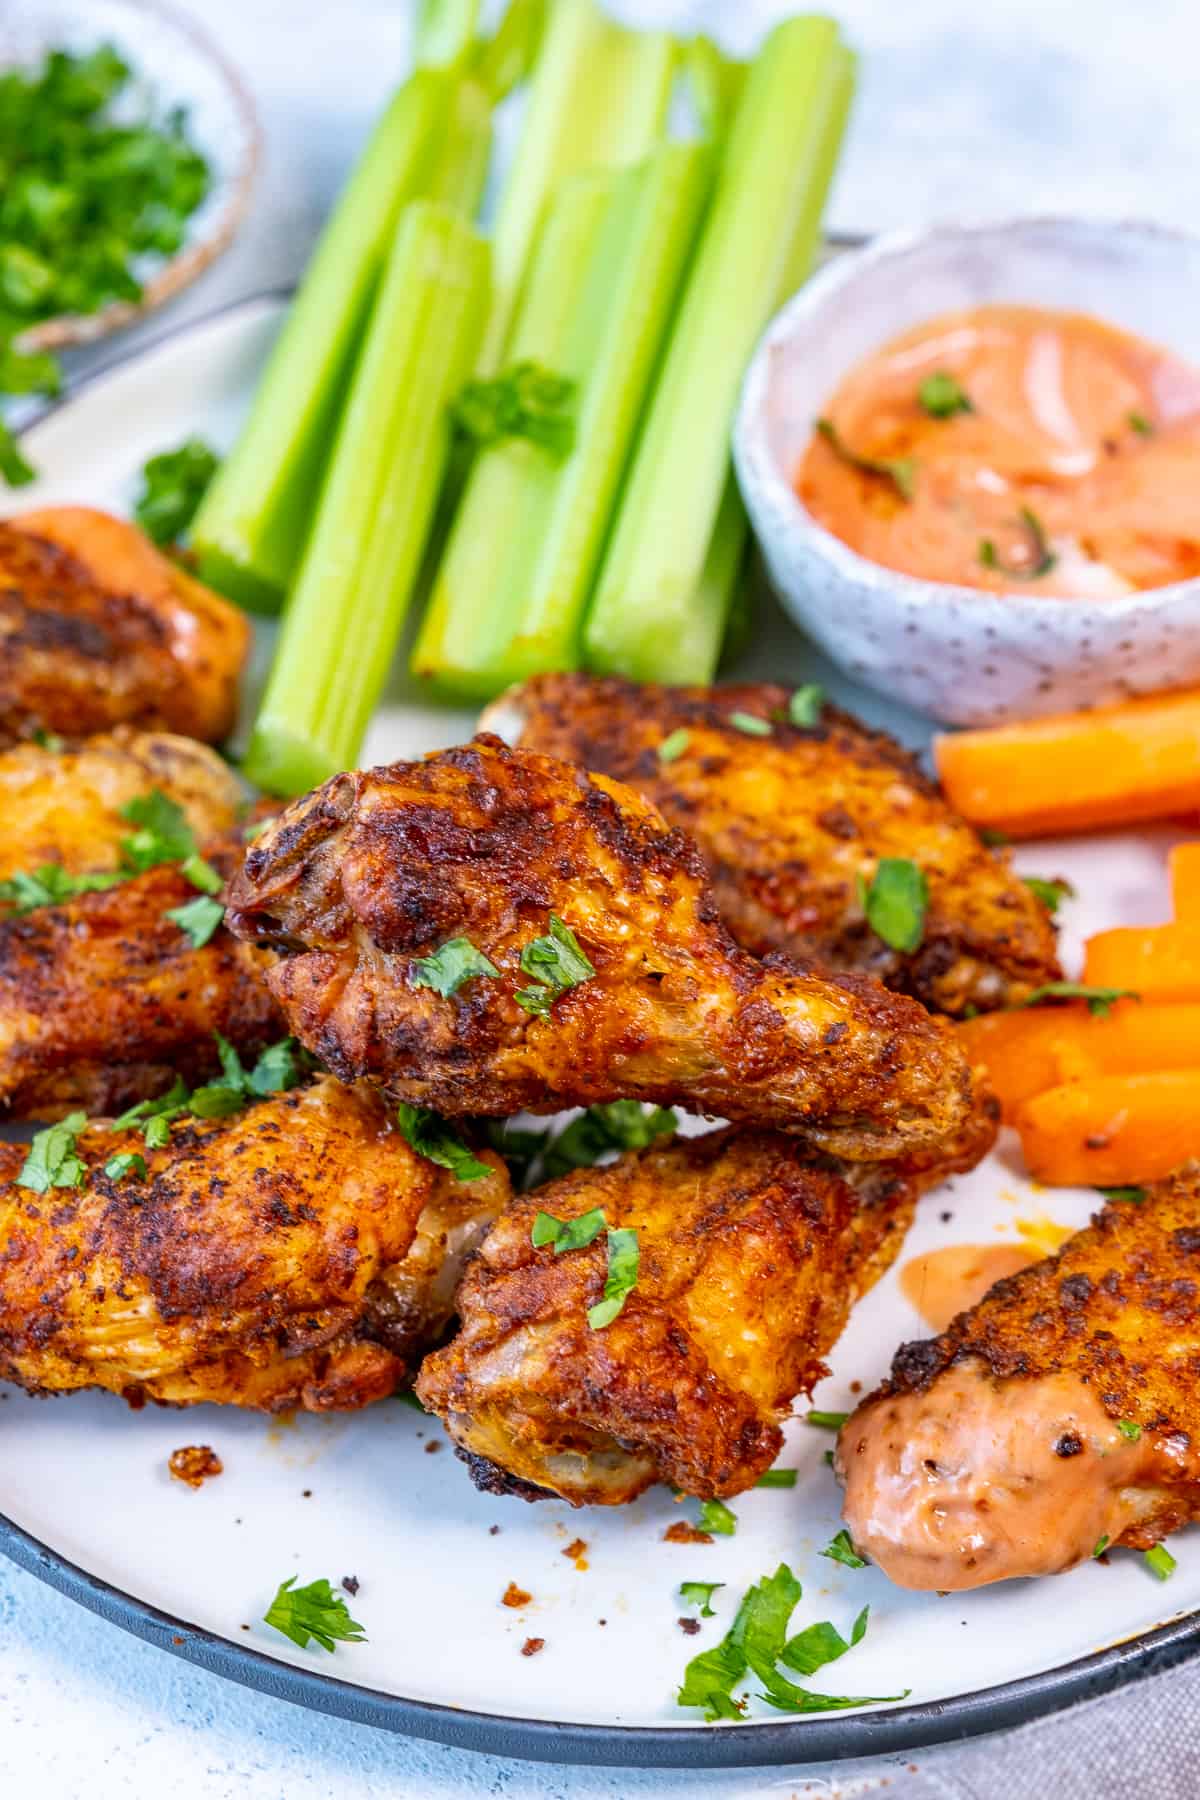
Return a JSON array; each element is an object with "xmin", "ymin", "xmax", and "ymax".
[{"xmin": 3, "ymin": 3, "xmax": 1198, "ymax": 1794}]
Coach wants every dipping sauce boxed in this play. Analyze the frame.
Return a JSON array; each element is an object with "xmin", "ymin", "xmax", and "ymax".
[
  {"xmin": 899, "ymin": 1242, "xmax": 1037, "ymax": 1333},
  {"xmin": 797, "ymin": 305, "xmax": 1200, "ymax": 596}
]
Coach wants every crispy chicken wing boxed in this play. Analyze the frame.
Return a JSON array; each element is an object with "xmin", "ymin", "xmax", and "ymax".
[
  {"xmin": 0, "ymin": 726, "xmax": 244, "ymax": 893},
  {"xmin": 483, "ymin": 674, "xmax": 1060, "ymax": 1016},
  {"xmin": 0, "ymin": 831, "xmax": 280, "ymax": 1119},
  {"xmin": 0, "ymin": 508, "xmax": 250, "ymax": 746},
  {"xmin": 417, "ymin": 1122, "xmax": 988, "ymax": 1505},
  {"xmin": 226, "ymin": 736, "xmax": 985, "ymax": 1161},
  {"xmin": 838, "ymin": 1173, "xmax": 1200, "ymax": 1590},
  {"xmin": 0, "ymin": 1077, "xmax": 509, "ymax": 1411}
]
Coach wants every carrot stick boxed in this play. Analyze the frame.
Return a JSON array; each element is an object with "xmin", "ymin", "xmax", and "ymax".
[
  {"xmin": 956, "ymin": 1000, "xmax": 1200, "ymax": 1122},
  {"xmin": 1170, "ymin": 844, "xmax": 1200, "ymax": 919},
  {"xmin": 934, "ymin": 687, "xmax": 1200, "ymax": 838},
  {"xmin": 1083, "ymin": 924, "xmax": 1200, "ymax": 1002},
  {"xmin": 1015, "ymin": 1070, "xmax": 1200, "ymax": 1186}
]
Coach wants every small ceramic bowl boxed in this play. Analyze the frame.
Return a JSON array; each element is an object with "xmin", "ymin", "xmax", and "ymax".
[
  {"xmin": 734, "ymin": 217, "xmax": 1200, "ymax": 725},
  {"xmin": 1, "ymin": 0, "xmax": 259, "ymax": 353}
]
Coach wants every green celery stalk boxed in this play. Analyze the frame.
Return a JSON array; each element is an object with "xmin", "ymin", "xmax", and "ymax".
[
  {"xmin": 684, "ymin": 34, "xmax": 747, "ymax": 139},
  {"xmin": 583, "ymin": 16, "xmax": 854, "ymax": 684},
  {"xmin": 479, "ymin": 0, "xmax": 676, "ymax": 373},
  {"xmin": 243, "ymin": 204, "xmax": 489, "ymax": 795},
  {"xmin": 425, "ymin": 74, "xmax": 493, "ymax": 214},
  {"xmin": 414, "ymin": 0, "xmax": 482, "ymax": 68},
  {"xmin": 191, "ymin": 68, "xmax": 489, "ymax": 614},
  {"xmin": 472, "ymin": 0, "xmax": 547, "ymax": 101},
  {"xmin": 412, "ymin": 141, "xmax": 712, "ymax": 701}
]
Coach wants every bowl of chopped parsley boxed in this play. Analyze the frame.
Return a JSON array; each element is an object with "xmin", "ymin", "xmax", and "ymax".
[{"xmin": 0, "ymin": 0, "xmax": 259, "ymax": 483}]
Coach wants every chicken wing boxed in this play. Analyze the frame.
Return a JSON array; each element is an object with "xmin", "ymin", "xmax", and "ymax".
[
  {"xmin": 838, "ymin": 1173, "xmax": 1200, "ymax": 1590},
  {"xmin": 225, "ymin": 736, "xmax": 985, "ymax": 1162},
  {"xmin": 0, "ymin": 727, "xmax": 245, "ymax": 893},
  {"xmin": 0, "ymin": 1077, "xmax": 509, "ymax": 1411},
  {"xmin": 0, "ymin": 508, "xmax": 250, "ymax": 746},
  {"xmin": 483, "ymin": 674, "xmax": 1060, "ymax": 1016},
  {"xmin": 417, "ymin": 1121, "xmax": 989, "ymax": 1505},
  {"xmin": 0, "ymin": 831, "xmax": 280, "ymax": 1119}
]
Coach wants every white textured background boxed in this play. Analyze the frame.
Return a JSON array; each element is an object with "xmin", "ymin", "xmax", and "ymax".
[{"xmin": 4, "ymin": 1, "xmax": 1200, "ymax": 1794}]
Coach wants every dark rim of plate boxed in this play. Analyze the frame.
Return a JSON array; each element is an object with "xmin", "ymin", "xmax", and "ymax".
[{"xmin": 4, "ymin": 288, "xmax": 1200, "ymax": 1769}]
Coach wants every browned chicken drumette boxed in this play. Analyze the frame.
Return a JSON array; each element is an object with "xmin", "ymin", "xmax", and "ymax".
[
  {"xmin": 482, "ymin": 673, "xmax": 1060, "ymax": 1017},
  {"xmin": 0, "ymin": 507, "xmax": 250, "ymax": 746},
  {"xmin": 838, "ymin": 1173, "xmax": 1200, "ymax": 1590},
  {"xmin": 0, "ymin": 1077, "xmax": 509, "ymax": 1411},
  {"xmin": 225, "ymin": 736, "xmax": 987, "ymax": 1162},
  {"xmin": 417, "ymin": 1121, "xmax": 991, "ymax": 1505}
]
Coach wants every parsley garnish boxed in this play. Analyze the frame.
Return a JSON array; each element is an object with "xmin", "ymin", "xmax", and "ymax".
[
  {"xmin": 729, "ymin": 711, "xmax": 772, "ymax": 737},
  {"xmin": 104, "ymin": 1151, "xmax": 147, "ymax": 1183},
  {"xmin": 17, "ymin": 1111, "xmax": 88, "ymax": 1192},
  {"xmin": 755, "ymin": 1469, "xmax": 798, "ymax": 1489},
  {"xmin": 1116, "ymin": 1419, "xmax": 1141, "ymax": 1442},
  {"xmin": 781, "ymin": 1605, "xmax": 870, "ymax": 1675},
  {"xmin": 858, "ymin": 859, "xmax": 928, "ymax": 954},
  {"xmin": 134, "ymin": 438, "xmax": 219, "ymax": 545},
  {"xmin": 657, "ymin": 729, "xmax": 691, "ymax": 764},
  {"xmin": 918, "ymin": 371, "xmax": 973, "ymax": 418},
  {"xmin": 816, "ymin": 417, "xmax": 916, "ymax": 502},
  {"xmin": 543, "ymin": 1101, "xmax": 676, "ymax": 1182},
  {"xmin": 680, "ymin": 1581, "xmax": 724, "ymax": 1618},
  {"xmin": 1098, "ymin": 1186, "xmax": 1147, "ymax": 1204},
  {"xmin": 395, "ymin": 1103, "xmax": 491, "ymax": 1182},
  {"xmin": 263, "ymin": 1576, "xmax": 367, "ymax": 1653},
  {"xmin": 31, "ymin": 728, "xmax": 64, "ymax": 752},
  {"xmin": 165, "ymin": 892, "xmax": 224, "ymax": 948},
  {"xmin": 411, "ymin": 937, "xmax": 500, "ymax": 998},
  {"xmin": 0, "ymin": 864, "xmax": 122, "ymax": 912},
  {"xmin": 697, "ymin": 1497, "xmax": 737, "ymax": 1537},
  {"xmin": 787, "ymin": 684, "xmax": 824, "ymax": 728},
  {"xmin": 979, "ymin": 506, "xmax": 1057, "ymax": 580},
  {"xmin": 1144, "ymin": 1544, "xmax": 1176, "ymax": 1582},
  {"xmin": 1020, "ymin": 982, "xmax": 1138, "ymax": 1018},
  {"xmin": 119, "ymin": 789, "xmax": 196, "ymax": 871},
  {"xmin": 108, "ymin": 1036, "xmax": 307, "ymax": 1148},
  {"xmin": 587, "ymin": 1225, "xmax": 639, "ymax": 1329},
  {"xmin": 821, "ymin": 1529, "xmax": 867, "ymax": 1570},
  {"xmin": 1023, "ymin": 875, "xmax": 1075, "ymax": 915},
  {"xmin": 806, "ymin": 1409, "xmax": 849, "ymax": 1431},
  {"xmin": 515, "ymin": 915, "xmax": 595, "ymax": 1016},
  {"xmin": 530, "ymin": 1206, "xmax": 607, "ymax": 1255},
  {"xmin": 1128, "ymin": 411, "xmax": 1153, "ymax": 437},
  {"xmin": 1093, "ymin": 1535, "xmax": 1110, "ymax": 1559},
  {"xmin": 453, "ymin": 361, "xmax": 576, "ymax": 459}
]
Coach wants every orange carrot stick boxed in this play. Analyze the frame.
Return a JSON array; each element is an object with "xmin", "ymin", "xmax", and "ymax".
[
  {"xmin": 1083, "ymin": 923, "xmax": 1200, "ymax": 1002},
  {"xmin": 934, "ymin": 687, "xmax": 1200, "ymax": 838},
  {"xmin": 1170, "ymin": 843, "xmax": 1200, "ymax": 919},
  {"xmin": 958, "ymin": 1000, "xmax": 1200, "ymax": 1122},
  {"xmin": 1015, "ymin": 1070, "xmax": 1200, "ymax": 1186}
]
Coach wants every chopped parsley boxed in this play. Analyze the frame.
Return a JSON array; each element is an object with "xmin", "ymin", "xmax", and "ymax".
[
  {"xmin": 729, "ymin": 711, "xmax": 772, "ymax": 738},
  {"xmin": 543, "ymin": 1101, "xmax": 676, "ymax": 1181},
  {"xmin": 755, "ymin": 1469, "xmax": 798, "ymax": 1489},
  {"xmin": 679, "ymin": 1581, "xmax": 724, "ymax": 1618},
  {"xmin": 1093, "ymin": 1535, "xmax": 1110, "ymax": 1559},
  {"xmin": 31, "ymin": 728, "xmax": 65, "ymax": 752},
  {"xmin": 1128, "ymin": 411, "xmax": 1153, "ymax": 437},
  {"xmin": 0, "ymin": 863, "xmax": 122, "ymax": 912},
  {"xmin": 119, "ymin": 789, "xmax": 197, "ymax": 871},
  {"xmin": 103, "ymin": 1151, "xmax": 147, "ymax": 1183},
  {"xmin": 979, "ymin": 506, "xmax": 1057, "ymax": 580},
  {"xmin": 858, "ymin": 858, "xmax": 928, "ymax": 954},
  {"xmin": 787, "ymin": 684, "xmax": 824, "ymax": 728},
  {"xmin": 821, "ymin": 1529, "xmax": 867, "ymax": 1570},
  {"xmin": 164, "ymin": 891, "xmax": 224, "ymax": 948},
  {"xmin": 1023, "ymin": 875, "xmax": 1075, "ymax": 915},
  {"xmin": 411, "ymin": 936, "xmax": 500, "ymax": 998},
  {"xmin": 781, "ymin": 1605, "xmax": 869, "ymax": 1675},
  {"xmin": 134, "ymin": 437, "xmax": 219, "ymax": 545},
  {"xmin": 806, "ymin": 1409, "xmax": 849, "ymax": 1431},
  {"xmin": 1144, "ymin": 1544, "xmax": 1177, "ymax": 1582},
  {"xmin": 263, "ymin": 1576, "xmax": 367, "ymax": 1653},
  {"xmin": 17, "ymin": 1111, "xmax": 88, "ymax": 1192},
  {"xmin": 697, "ymin": 1497, "xmax": 737, "ymax": 1537},
  {"xmin": 1020, "ymin": 982, "xmax": 1138, "ymax": 1018},
  {"xmin": 587, "ymin": 1225, "xmax": 639, "ymax": 1329},
  {"xmin": 452, "ymin": 361, "xmax": 576, "ymax": 459},
  {"xmin": 1098, "ymin": 1186, "xmax": 1147, "ymax": 1205},
  {"xmin": 109, "ymin": 1036, "xmax": 308, "ymax": 1149},
  {"xmin": 1116, "ymin": 1419, "xmax": 1142, "ymax": 1442},
  {"xmin": 530, "ymin": 1206, "xmax": 607, "ymax": 1255},
  {"xmin": 816, "ymin": 417, "xmax": 916, "ymax": 502},
  {"xmin": 516, "ymin": 915, "xmax": 595, "ymax": 1016},
  {"xmin": 395, "ymin": 1103, "xmax": 491, "ymax": 1183},
  {"xmin": 657, "ymin": 728, "xmax": 691, "ymax": 764},
  {"xmin": 918, "ymin": 370, "xmax": 973, "ymax": 418}
]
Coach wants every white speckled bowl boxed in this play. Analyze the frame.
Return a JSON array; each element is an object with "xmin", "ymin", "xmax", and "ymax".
[{"xmin": 734, "ymin": 218, "xmax": 1200, "ymax": 725}]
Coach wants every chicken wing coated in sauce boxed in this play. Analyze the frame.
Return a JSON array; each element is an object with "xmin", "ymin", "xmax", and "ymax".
[
  {"xmin": 0, "ymin": 726, "xmax": 244, "ymax": 895},
  {"xmin": 0, "ymin": 1078, "xmax": 509, "ymax": 1411},
  {"xmin": 226, "ymin": 736, "xmax": 986, "ymax": 1162},
  {"xmin": 838, "ymin": 1173, "xmax": 1200, "ymax": 1590},
  {"xmin": 417, "ymin": 1121, "xmax": 989, "ymax": 1505},
  {"xmin": 483, "ymin": 673, "xmax": 1060, "ymax": 1017},
  {"xmin": 0, "ymin": 830, "xmax": 280, "ymax": 1120},
  {"xmin": 0, "ymin": 508, "xmax": 249, "ymax": 746}
]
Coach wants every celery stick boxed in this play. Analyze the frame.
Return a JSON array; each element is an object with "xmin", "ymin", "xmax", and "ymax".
[
  {"xmin": 425, "ymin": 75, "xmax": 493, "ymax": 215},
  {"xmin": 243, "ymin": 205, "xmax": 489, "ymax": 796},
  {"xmin": 479, "ymin": 0, "xmax": 676, "ymax": 373},
  {"xmin": 583, "ymin": 17, "xmax": 853, "ymax": 684},
  {"xmin": 412, "ymin": 141, "xmax": 712, "ymax": 702},
  {"xmin": 472, "ymin": 0, "xmax": 546, "ymax": 101},
  {"xmin": 192, "ymin": 69, "xmax": 487, "ymax": 614},
  {"xmin": 684, "ymin": 34, "xmax": 747, "ymax": 139},
  {"xmin": 414, "ymin": 0, "xmax": 482, "ymax": 68}
]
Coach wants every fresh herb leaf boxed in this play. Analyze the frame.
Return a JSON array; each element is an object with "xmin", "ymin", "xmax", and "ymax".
[
  {"xmin": 180, "ymin": 853, "xmax": 223, "ymax": 895},
  {"xmin": 697, "ymin": 1497, "xmax": 737, "ymax": 1537},
  {"xmin": 1128, "ymin": 411, "xmax": 1153, "ymax": 437},
  {"xmin": 530, "ymin": 1206, "xmax": 607, "ymax": 1255},
  {"xmin": 1116, "ymin": 1419, "xmax": 1142, "ymax": 1442},
  {"xmin": 31, "ymin": 728, "xmax": 65, "ymax": 752},
  {"xmin": 0, "ymin": 863, "xmax": 122, "ymax": 912},
  {"xmin": 729, "ymin": 711, "xmax": 771, "ymax": 737},
  {"xmin": 918, "ymin": 370, "xmax": 973, "ymax": 418},
  {"xmin": 979, "ymin": 827, "xmax": 1010, "ymax": 848},
  {"xmin": 1093, "ymin": 1535, "xmax": 1110, "ymax": 1559},
  {"xmin": 680, "ymin": 1580, "xmax": 724, "ymax": 1618},
  {"xmin": 1023, "ymin": 875, "xmax": 1075, "ymax": 915},
  {"xmin": 821, "ymin": 1529, "xmax": 866, "ymax": 1570},
  {"xmin": 823, "ymin": 1448, "xmax": 835, "ymax": 1468},
  {"xmin": 677, "ymin": 1629, "xmax": 749, "ymax": 1721},
  {"xmin": 263, "ymin": 1576, "xmax": 367, "ymax": 1653},
  {"xmin": 658, "ymin": 728, "xmax": 691, "ymax": 763},
  {"xmin": 453, "ymin": 361, "xmax": 576, "ymax": 460},
  {"xmin": 755, "ymin": 1469, "xmax": 798, "ymax": 1489},
  {"xmin": 245, "ymin": 1037, "xmax": 309, "ymax": 1096},
  {"xmin": 1144, "ymin": 1544, "xmax": 1177, "ymax": 1582},
  {"xmin": 787, "ymin": 684, "xmax": 824, "ymax": 728},
  {"xmin": 1098, "ymin": 1186, "xmax": 1147, "ymax": 1204},
  {"xmin": 134, "ymin": 437, "xmax": 219, "ymax": 545},
  {"xmin": 106, "ymin": 1038, "xmax": 306, "ymax": 1147},
  {"xmin": 411, "ymin": 936, "xmax": 500, "ymax": 998},
  {"xmin": 781, "ymin": 1605, "xmax": 869, "ymax": 1676},
  {"xmin": 395, "ymin": 1102, "xmax": 490, "ymax": 1182},
  {"xmin": 859, "ymin": 859, "xmax": 928, "ymax": 954},
  {"xmin": 1020, "ymin": 982, "xmax": 1138, "ymax": 1018},
  {"xmin": 979, "ymin": 506, "xmax": 1057, "ymax": 580},
  {"xmin": 119, "ymin": 788, "xmax": 196, "ymax": 872},
  {"xmin": 587, "ymin": 1225, "xmax": 639, "ymax": 1329},
  {"xmin": 0, "ymin": 420, "xmax": 35, "ymax": 487},
  {"xmin": 816, "ymin": 417, "xmax": 916, "ymax": 502},
  {"xmin": 165, "ymin": 892, "xmax": 224, "ymax": 948},
  {"xmin": 542, "ymin": 1101, "xmax": 676, "ymax": 1181},
  {"xmin": 516, "ymin": 915, "xmax": 595, "ymax": 1016},
  {"xmin": 806, "ymin": 1409, "xmax": 849, "ymax": 1431},
  {"xmin": 104, "ymin": 1151, "xmax": 147, "ymax": 1183},
  {"xmin": 144, "ymin": 1114, "xmax": 173, "ymax": 1151},
  {"xmin": 17, "ymin": 1110, "xmax": 88, "ymax": 1192}
]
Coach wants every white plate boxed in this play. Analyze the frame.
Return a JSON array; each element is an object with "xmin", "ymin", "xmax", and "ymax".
[{"xmin": 2, "ymin": 298, "xmax": 1198, "ymax": 1768}]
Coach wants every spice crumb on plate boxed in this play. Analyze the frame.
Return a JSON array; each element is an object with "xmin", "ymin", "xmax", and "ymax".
[
  {"xmin": 168, "ymin": 1445, "xmax": 223, "ymax": 1488},
  {"xmin": 663, "ymin": 1520, "xmax": 712, "ymax": 1546},
  {"xmin": 341, "ymin": 1575, "xmax": 359, "ymax": 1596},
  {"xmin": 502, "ymin": 1581, "xmax": 532, "ymax": 1609},
  {"xmin": 678, "ymin": 1616, "xmax": 701, "ymax": 1636},
  {"xmin": 521, "ymin": 1637, "xmax": 545, "ymax": 1657}
]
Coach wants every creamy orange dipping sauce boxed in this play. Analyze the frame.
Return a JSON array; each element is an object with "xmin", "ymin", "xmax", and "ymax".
[
  {"xmin": 898, "ymin": 1243, "xmax": 1037, "ymax": 1333},
  {"xmin": 796, "ymin": 305, "xmax": 1200, "ymax": 596}
]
